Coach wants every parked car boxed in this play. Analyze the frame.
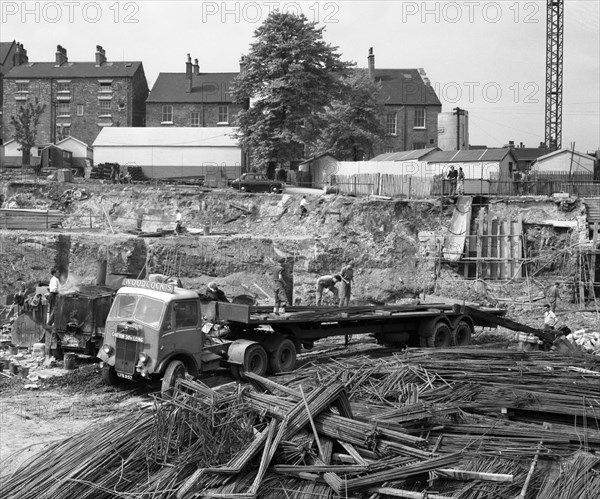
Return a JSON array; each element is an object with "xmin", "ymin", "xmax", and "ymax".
[{"xmin": 230, "ymin": 173, "xmax": 284, "ymax": 193}]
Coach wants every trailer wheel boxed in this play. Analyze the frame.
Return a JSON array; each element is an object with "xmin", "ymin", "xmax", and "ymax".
[
  {"xmin": 101, "ymin": 365, "xmax": 119, "ymax": 386},
  {"xmin": 452, "ymin": 321, "xmax": 472, "ymax": 346},
  {"xmin": 239, "ymin": 344, "xmax": 268, "ymax": 381},
  {"xmin": 161, "ymin": 360, "xmax": 186, "ymax": 396},
  {"xmin": 420, "ymin": 323, "xmax": 451, "ymax": 348},
  {"xmin": 269, "ymin": 338, "xmax": 297, "ymax": 374}
]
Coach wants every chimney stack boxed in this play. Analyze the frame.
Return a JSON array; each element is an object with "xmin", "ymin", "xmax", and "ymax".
[
  {"xmin": 193, "ymin": 58, "xmax": 199, "ymax": 75},
  {"xmin": 14, "ymin": 43, "xmax": 28, "ymax": 66},
  {"xmin": 55, "ymin": 45, "xmax": 68, "ymax": 66},
  {"xmin": 186, "ymin": 53, "xmax": 192, "ymax": 93},
  {"xmin": 239, "ymin": 55, "xmax": 246, "ymax": 72},
  {"xmin": 508, "ymin": 140, "xmax": 515, "ymax": 149},
  {"xmin": 368, "ymin": 47, "xmax": 375, "ymax": 74},
  {"xmin": 95, "ymin": 45, "xmax": 106, "ymax": 66}
]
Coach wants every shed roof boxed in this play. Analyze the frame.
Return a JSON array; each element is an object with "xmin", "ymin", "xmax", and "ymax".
[
  {"xmin": 510, "ymin": 147, "xmax": 548, "ymax": 162},
  {"xmin": 56, "ymin": 136, "xmax": 92, "ymax": 150},
  {"xmin": 147, "ymin": 72, "xmax": 237, "ymax": 103},
  {"xmin": 5, "ymin": 61, "xmax": 144, "ymax": 79},
  {"xmin": 533, "ymin": 148, "xmax": 593, "ymax": 163},
  {"xmin": 426, "ymin": 149, "xmax": 514, "ymax": 163},
  {"xmin": 299, "ymin": 152, "xmax": 338, "ymax": 165},
  {"xmin": 92, "ymin": 127, "xmax": 239, "ymax": 147},
  {"xmin": 373, "ymin": 69, "xmax": 441, "ymax": 106},
  {"xmin": 371, "ymin": 147, "xmax": 439, "ymax": 161}
]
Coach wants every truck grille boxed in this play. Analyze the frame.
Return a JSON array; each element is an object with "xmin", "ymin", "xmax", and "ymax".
[{"xmin": 114, "ymin": 324, "xmax": 144, "ymax": 375}]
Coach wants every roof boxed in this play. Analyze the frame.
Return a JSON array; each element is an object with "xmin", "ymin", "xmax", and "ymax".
[
  {"xmin": 371, "ymin": 147, "xmax": 439, "ymax": 161},
  {"xmin": 147, "ymin": 72, "xmax": 237, "ymax": 103},
  {"xmin": 0, "ymin": 41, "xmax": 16, "ymax": 67},
  {"xmin": 426, "ymin": 148, "xmax": 514, "ymax": 163},
  {"xmin": 510, "ymin": 147, "xmax": 548, "ymax": 162},
  {"xmin": 299, "ymin": 152, "xmax": 338, "ymax": 165},
  {"xmin": 92, "ymin": 127, "xmax": 239, "ymax": 147},
  {"xmin": 56, "ymin": 136, "xmax": 92, "ymax": 149},
  {"xmin": 373, "ymin": 69, "xmax": 441, "ymax": 106},
  {"xmin": 5, "ymin": 61, "xmax": 144, "ymax": 79},
  {"xmin": 533, "ymin": 148, "xmax": 594, "ymax": 163}
]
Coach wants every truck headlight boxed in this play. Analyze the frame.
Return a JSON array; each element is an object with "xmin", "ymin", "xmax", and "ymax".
[
  {"xmin": 102, "ymin": 344, "xmax": 114, "ymax": 356},
  {"xmin": 138, "ymin": 353, "xmax": 150, "ymax": 364}
]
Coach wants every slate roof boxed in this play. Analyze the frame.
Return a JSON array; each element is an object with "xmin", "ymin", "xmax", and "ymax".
[
  {"xmin": 371, "ymin": 147, "xmax": 440, "ymax": 161},
  {"xmin": 5, "ymin": 61, "xmax": 144, "ymax": 79},
  {"xmin": 92, "ymin": 127, "xmax": 239, "ymax": 147},
  {"xmin": 147, "ymin": 72, "xmax": 237, "ymax": 103},
  {"xmin": 426, "ymin": 149, "xmax": 514, "ymax": 163},
  {"xmin": 373, "ymin": 69, "xmax": 441, "ymax": 106},
  {"xmin": 510, "ymin": 147, "xmax": 548, "ymax": 162},
  {"xmin": 0, "ymin": 41, "xmax": 16, "ymax": 67}
]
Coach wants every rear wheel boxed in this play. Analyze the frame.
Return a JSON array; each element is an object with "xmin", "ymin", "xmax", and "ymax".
[
  {"xmin": 420, "ymin": 323, "xmax": 452, "ymax": 348},
  {"xmin": 161, "ymin": 360, "xmax": 186, "ymax": 396},
  {"xmin": 101, "ymin": 365, "xmax": 119, "ymax": 386},
  {"xmin": 269, "ymin": 338, "xmax": 297, "ymax": 373},
  {"xmin": 239, "ymin": 344, "xmax": 268, "ymax": 381},
  {"xmin": 452, "ymin": 321, "xmax": 473, "ymax": 346}
]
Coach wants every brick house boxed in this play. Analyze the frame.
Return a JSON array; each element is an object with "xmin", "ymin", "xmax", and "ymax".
[
  {"xmin": 0, "ymin": 41, "xmax": 29, "ymax": 144},
  {"xmin": 146, "ymin": 54, "xmax": 244, "ymax": 128},
  {"xmin": 367, "ymin": 48, "xmax": 442, "ymax": 155},
  {"xmin": 2, "ymin": 45, "xmax": 148, "ymax": 148}
]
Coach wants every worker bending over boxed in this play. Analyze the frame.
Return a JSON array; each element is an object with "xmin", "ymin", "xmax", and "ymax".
[
  {"xmin": 338, "ymin": 263, "xmax": 354, "ymax": 307},
  {"xmin": 316, "ymin": 274, "xmax": 342, "ymax": 306}
]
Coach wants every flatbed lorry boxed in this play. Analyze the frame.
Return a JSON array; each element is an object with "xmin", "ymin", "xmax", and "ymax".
[{"xmin": 98, "ymin": 279, "xmax": 511, "ymax": 392}]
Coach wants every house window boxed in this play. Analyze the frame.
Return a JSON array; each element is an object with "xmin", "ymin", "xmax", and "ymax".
[
  {"xmin": 99, "ymin": 100, "xmax": 111, "ymax": 116},
  {"xmin": 77, "ymin": 104, "xmax": 84, "ymax": 116},
  {"xmin": 16, "ymin": 82, "xmax": 29, "ymax": 93},
  {"xmin": 191, "ymin": 112, "xmax": 200, "ymax": 127},
  {"xmin": 414, "ymin": 108, "xmax": 426, "ymax": 128},
  {"xmin": 57, "ymin": 103, "xmax": 70, "ymax": 117},
  {"xmin": 218, "ymin": 105, "xmax": 229, "ymax": 124},
  {"xmin": 57, "ymin": 82, "xmax": 70, "ymax": 93},
  {"xmin": 162, "ymin": 105, "xmax": 173, "ymax": 123},
  {"xmin": 386, "ymin": 112, "xmax": 397, "ymax": 135},
  {"xmin": 384, "ymin": 147, "xmax": 395, "ymax": 154},
  {"xmin": 99, "ymin": 82, "xmax": 112, "ymax": 93},
  {"xmin": 413, "ymin": 142, "xmax": 426, "ymax": 149}
]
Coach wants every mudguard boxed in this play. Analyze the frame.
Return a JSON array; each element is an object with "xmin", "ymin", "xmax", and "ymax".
[{"xmin": 226, "ymin": 339, "xmax": 260, "ymax": 365}]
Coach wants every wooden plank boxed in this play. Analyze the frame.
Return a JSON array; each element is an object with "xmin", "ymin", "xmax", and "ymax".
[
  {"xmin": 514, "ymin": 215, "xmax": 524, "ymax": 278},
  {"xmin": 486, "ymin": 209, "xmax": 493, "ymax": 279},
  {"xmin": 476, "ymin": 209, "xmax": 485, "ymax": 280},
  {"xmin": 499, "ymin": 220, "xmax": 507, "ymax": 280},
  {"xmin": 591, "ymin": 222, "xmax": 598, "ymax": 294},
  {"xmin": 490, "ymin": 216, "xmax": 498, "ymax": 279}
]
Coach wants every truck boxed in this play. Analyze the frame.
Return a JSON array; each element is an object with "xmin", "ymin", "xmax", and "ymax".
[{"xmin": 98, "ymin": 278, "xmax": 511, "ymax": 393}]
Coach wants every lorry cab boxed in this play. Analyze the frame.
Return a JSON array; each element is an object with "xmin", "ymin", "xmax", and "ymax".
[{"xmin": 97, "ymin": 278, "xmax": 228, "ymax": 392}]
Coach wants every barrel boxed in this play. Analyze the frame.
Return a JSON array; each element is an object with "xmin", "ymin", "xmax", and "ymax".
[
  {"xmin": 204, "ymin": 224, "xmax": 211, "ymax": 235},
  {"xmin": 64, "ymin": 353, "xmax": 77, "ymax": 370},
  {"xmin": 32, "ymin": 343, "xmax": 46, "ymax": 357}
]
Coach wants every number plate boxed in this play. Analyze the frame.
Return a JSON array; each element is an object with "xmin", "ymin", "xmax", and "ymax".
[
  {"xmin": 116, "ymin": 372, "xmax": 133, "ymax": 380},
  {"xmin": 201, "ymin": 322, "xmax": 214, "ymax": 333}
]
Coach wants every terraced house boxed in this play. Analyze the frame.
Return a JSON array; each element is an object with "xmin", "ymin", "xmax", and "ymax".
[
  {"xmin": 145, "ymin": 54, "xmax": 245, "ymax": 128},
  {"xmin": 0, "ymin": 40, "xmax": 29, "ymax": 144},
  {"xmin": 1, "ymin": 45, "xmax": 148, "ymax": 148}
]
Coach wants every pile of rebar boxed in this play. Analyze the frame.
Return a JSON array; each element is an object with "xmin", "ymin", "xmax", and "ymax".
[{"xmin": 1, "ymin": 347, "xmax": 600, "ymax": 499}]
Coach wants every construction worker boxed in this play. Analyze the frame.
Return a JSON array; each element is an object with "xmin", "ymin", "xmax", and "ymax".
[
  {"xmin": 546, "ymin": 282, "xmax": 560, "ymax": 312},
  {"xmin": 47, "ymin": 268, "xmax": 60, "ymax": 326},
  {"xmin": 205, "ymin": 282, "xmax": 229, "ymax": 303},
  {"xmin": 543, "ymin": 304, "xmax": 558, "ymax": 331},
  {"xmin": 338, "ymin": 263, "xmax": 354, "ymax": 307},
  {"xmin": 316, "ymin": 274, "xmax": 342, "ymax": 306},
  {"xmin": 175, "ymin": 209, "xmax": 183, "ymax": 234},
  {"xmin": 299, "ymin": 196, "xmax": 309, "ymax": 219}
]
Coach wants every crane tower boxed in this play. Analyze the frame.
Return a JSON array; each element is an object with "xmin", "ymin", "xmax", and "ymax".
[{"xmin": 544, "ymin": 0, "xmax": 564, "ymax": 151}]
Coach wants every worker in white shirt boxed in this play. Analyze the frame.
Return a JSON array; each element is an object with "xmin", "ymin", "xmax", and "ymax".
[
  {"xmin": 47, "ymin": 268, "xmax": 60, "ymax": 326},
  {"xmin": 543, "ymin": 304, "xmax": 558, "ymax": 331},
  {"xmin": 299, "ymin": 196, "xmax": 309, "ymax": 219},
  {"xmin": 175, "ymin": 209, "xmax": 183, "ymax": 234}
]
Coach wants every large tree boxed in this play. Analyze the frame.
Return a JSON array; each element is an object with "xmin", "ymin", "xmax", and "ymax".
[
  {"xmin": 317, "ymin": 69, "xmax": 387, "ymax": 161},
  {"xmin": 233, "ymin": 11, "xmax": 352, "ymax": 172},
  {"xmin": 10, "ymin": 100, "xmax": 46, "ymax": 168}
]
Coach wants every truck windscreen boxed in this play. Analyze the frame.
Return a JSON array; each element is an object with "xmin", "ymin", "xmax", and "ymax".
[{"xmin": 108, "ymin": 294, "xmax": 165, "ymax": 328}]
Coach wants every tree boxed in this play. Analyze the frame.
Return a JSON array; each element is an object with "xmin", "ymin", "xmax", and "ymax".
[
  {"xmin": 317, "ymin": 69, "xmax": 387, "ymax": 161},
  {"xmin": 10, "ymin": 100, "xmax": 46, "ymax": 168},
  {"xmin": 233, "ymin": 11, "xmax": 352, "ymax": 172}
]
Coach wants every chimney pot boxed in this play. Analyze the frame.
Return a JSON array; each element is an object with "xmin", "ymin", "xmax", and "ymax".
[
  {"xmin": 55, "ymin": 45, "xmax": 68, "ymax": 66},
  {"xmin": 95, "ymin": 45, "xmax": 107, "ymax": 66},
  {"xmin": 193, "ymin": 58, "xmax": 199, "ymax": 75},
  {"xmin": 368, "ymin": 47, "xmax": 375, "ymax": 74},
  {"xmin": 186, "ymin": 54, "xmax": 193, "ymax": 93}
]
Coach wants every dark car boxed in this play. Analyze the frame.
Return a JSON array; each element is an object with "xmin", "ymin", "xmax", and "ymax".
[{"xmin": 230, "ymin": 173, "xmax": 284, "ymax": 193}]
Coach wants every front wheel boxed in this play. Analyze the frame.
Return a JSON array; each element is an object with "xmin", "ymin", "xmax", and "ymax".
[
  {"xmin": 161, "ymin": 360, "xmax": 186, "ymax": 396},
  {"xmin": 239, "ymin": 344, "xmax": 268, "ymax": 381},
  {"xmin": 452, "ymin": 321, "xmax": 473, "ymax": 346},
  {"xmin": 270, "ymin": 185, "xmax": 280, "ymax": 193},
  {"xmin": 101, "ymin": 365, "xmax": 119, "ymax": 386}
]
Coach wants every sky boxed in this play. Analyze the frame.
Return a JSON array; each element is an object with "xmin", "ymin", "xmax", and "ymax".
[{"xmin": 2, "ymin": 0, "xmax": 599, "ymax": 152}]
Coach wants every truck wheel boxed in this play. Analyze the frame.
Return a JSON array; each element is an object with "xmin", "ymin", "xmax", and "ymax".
[
  {"xmin": 161, "ymin": 360, "xmax": 186, "ymax": 396},
  {"xmin": 239, "ymin": 344, "xmax": 268, "ymax": 381},
  {"xmin": 420, "ymin": 323, "xmax": 451, "ymax": 348},
  {"xmin": 270, "ymin": 185, "xmax": 279, "ymax": 193},
  {"xmin": 452, "ymin": 321, "xmax": 472, "ymax": 346},
  {"xmin": 240, "ymin": 186, "xmax": 248, "ymax": 192},
  {"xmin": 102, "ymin": 365, "xmax": 119, "ymax": 386},
  {"xmin": 269, "ymin": 338, "xmax": 297, "ymax": 373}
]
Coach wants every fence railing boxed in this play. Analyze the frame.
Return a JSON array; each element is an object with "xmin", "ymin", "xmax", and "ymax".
[{"xmin": 328, "ymin": 173, "xmax": 600, "ymax": 199}]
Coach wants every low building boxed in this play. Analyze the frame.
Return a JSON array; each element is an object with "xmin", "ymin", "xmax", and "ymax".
[
  {"xmin": 298, "ymin": 153, "xmax": 338, "ymax": 188},
  {"xmin": 92, "ymin": 127, "xmax": 241, "ymax": 181},
  {"xmin": 0, "ymin": 41, "xmax": 29, "ymax": 144},
  {"xmin": 531, "ymin": 148, "xmax": 596, "ymax": 175},
  {"xmin": 1, "ymin": 138, "xmax": 40, "ymax": 167},
  {"xmin": 56, "ymin": 136, "xmax": 93, "ymax": 172}
]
